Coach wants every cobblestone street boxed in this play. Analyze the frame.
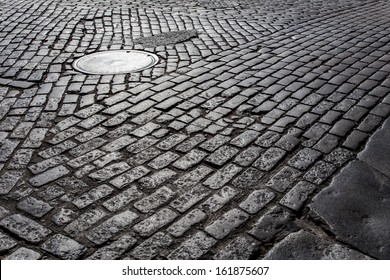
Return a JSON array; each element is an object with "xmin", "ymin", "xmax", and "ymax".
[{"xmin": 0, "ymin": 0, "xmax": 390, "ymax": 260}]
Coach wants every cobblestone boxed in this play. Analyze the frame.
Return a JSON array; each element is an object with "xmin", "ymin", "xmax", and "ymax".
[
  {"xmin": 134, "ymin": 187, "xmax": 175, "ymax": 213},
  {"xmin": 203, "ymin": 164, "xmax": 242, "ymax": 189},
  {"xmin": 86, "ymin": 210, "xmax": 139, "ymax": 245},
  {"xmin": 213, "ymin": 236, "xmax": 258, "ymax": 260},
  {"xmin": 17, "ymin": 197, "xmax": 53, "ymax": 218},
  {"xmin": 5, "ymin": 247, "xmax": 41, "ymax": 260},
  {"xmin": 168, "ymin": 231, "xmax": 217, "ymax": 260},
  {"xmin": 133, "ymin": 208, "xmax": 178, "ymax": 237},
  {"xmin": 205, "ymin": 208, "xmax": 249, "ymax": 239},
  {"xmin": 64, "ymin": 208, "xmax": 108, "ymax": 237},
  {"xmin": 130, "ymin": 232, "xmax": 172, "ymax": 260},
  {"xmin": 239, "ymin": 189, "xmax": 275, "ymax": 214},
  {"xmin": 0, "ymin": 214, "xmax": 51, "ymax": 243},
  {"xmin": 88, "ymin": 235, "xmax": 137, "ymax": 260},
  {"xmin": 249, "ymin": 206, "xmax": 294, "ymax": 242},
  {"xmin": 42, "ymin": 234, "xmax": 86, "ymax": 260}
]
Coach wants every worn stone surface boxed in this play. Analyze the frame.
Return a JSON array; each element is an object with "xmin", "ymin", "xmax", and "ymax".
[
  {"xmin": 311, "ymin": 160, "xmax": 390, "ymax": 259},
  {"xmin": 264, "ymin": 230, "xmax": 371, "ymax": 260},
  {"xmin": 42, "ymin": 234, "xmax": 86, "ymax": 260}
]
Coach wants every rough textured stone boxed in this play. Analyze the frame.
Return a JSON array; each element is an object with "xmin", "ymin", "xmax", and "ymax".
[
  {"xmin": 134, "ymin": 186, "xmax": 175, "ymax": 213},
  {"xmin": 264, "ymin": 230, "xmax": 371, "ymax": 260},
  {"xmin": 42, "ymin": 234, "xmax": 86, "ymax": 260},
  {"xmin": 239, "ymin": 189, "xmax": 275, "ymax": 214},
  {"xmin": 0, "ymin": 230, "xmax": 17, "ymax": 252},
  {"xmin": 133, "ymin": 208, "xmax": 178, "ymax": 237},
  {"xmin": 310, "ymin": 160, "xmax": 390, "ymax": 259},
  {"xmin": 131, "ymin": 232, "xmax": 173, "ymax": 260},
  {"xmin": 87, "ymin": 235, "xmax": 137, "ymax": 260},
  {"xmin": 213, "ymin": 236, "xmax": 258, "ymax": 260},
  {"xmin": 205, "ymin": 209, "xmax": 249, "ymax": 239},
  {"xmin": 86, "ymin": 210, "xmax": 139, "ymax": 245},
  {"xmin": 249, "ymin": 206, "xmax": 294, "ymax": 242},
  {"xmin": 5, "ymin": 247, "xmax": 41, "ymax": 260},
  {"xmin": 0, "ymin": 214, "xmax": 51, "ymax": 243},
  {"xmin": 168, "ymin": 231, "xmax": 217, "ymax": 260}
]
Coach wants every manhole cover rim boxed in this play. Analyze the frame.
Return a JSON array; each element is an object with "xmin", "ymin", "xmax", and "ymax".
[{"xmin": 72, "ymin": 50, "xmax": 160, "ymax": 75}]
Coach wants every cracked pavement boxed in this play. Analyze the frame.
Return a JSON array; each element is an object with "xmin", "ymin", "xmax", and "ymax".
[{"xmin": 0, "ymin": 0, "xmax": 390, "ymax": 260}]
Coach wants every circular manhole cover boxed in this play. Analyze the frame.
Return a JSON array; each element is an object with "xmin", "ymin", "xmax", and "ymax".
[{"xmin": 73, "ymin": 50, "xmax": 159, "ymax": 75}]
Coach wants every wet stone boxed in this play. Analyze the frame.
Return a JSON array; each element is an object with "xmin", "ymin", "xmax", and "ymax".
[
  {"xmin": 249, "ymin": 206, "xmax": 294, "ymax": 243},
  {"xmin": 266, "ymin": 166, "xmax": 302, "ymax": 193},
  {"xmin": 0, "ymin": 171, "xmax": 22, "ymax": 195},
  {"xmin": 253, "ymin": 147, "xmax": 286, "ymax": 171},
  {"xmin": 127, "ymin": 147, "xmax": 161, "ymax": 166},
  {"xmin": 29, "ymin": 166, "xmax": 69, "ymax": 187},
  {"xmin": 213, "ymin": 236, "xmax": 258, "ymax": 260},
  {"xmin": 133, "ymin": 208, "xmax": 178, "ymax": 237},
  {"xmin": 167, "ymin": 231, "xmax": 217, "ymax": 260},
  {"xmin": 29, "ymin": 155, "xmax": 68, "ymax": 174},
  {"xmin": 86, "ymin": 210, "xmax": 139, "ymax": 245},
  {"xmin": 72, "ymin": 185, "xmax": 114, "ymax": 209},
  {"xmin": 288, "ymin": 148, "xmax": 322, "ymax": 171},
  {"xmin": 93, "ymin": 152, "xmax": 123, "ymax": 168},
  {"xmin": 64, "ymin": 208, "xmax": 108, "ymax": 237},
  {"xmin": 304, "ymin": 161, "xmax": 337, "ymax": 185},
  {"xmin": 172, "ymin": 165, "xmax": 213, "ymax": 191},
  {"xmin": 206, "ymin": 145, "xmax": 239, "ymax": 166},
  {"xmin": 69, "ymin": 138, "xmax": 108, "ymax": 157},
  {"xmin": 42, "ymin": 234, "xmax": 86, "ymax": 260},
  {"xmin": 0, "ymin": 139, "xmax": 19, "ymax": 162},
  {"xmin": 52, "ymin": 208, "xmax": 78, "ymax": 226},
  {"xmin": 324, "ymin": 147, "xmax": 354, "ymax": 167},
  {"xmin": 131, "ymin": 232, "xmax": 173, "ymax": 260},
  {"xmin": 170, "ymin": 184, "xmax": 211, "ymax": 213},
  {"xmin": 239, "ymin": 188, "xmax": 275, "ymax": 214},
  {"xmin": 48, "ymin": 127, "xmax": 82, "ymax": 145},
  {"xmin": 172, "ymin": 149, "xmax": 208, "ymax": 170},
  {"xmin": 206, "ymin": 208, "xmax": 249, "ymax": 239},
  {"xmin": 255, "ymin": 131, "xmax": 281, "ymax": 147},
  {"xmin": 134, "ymin": 186, "xmax": 175, "ymax": 213},
  {"xmin": 310, "ymin": 160, "xmax": 390, "ymax": 259},
  {"xmin": 8, "ymin": 149, "xmax": 34, "ymax": 169},
  {"xmin": 234, "ymin": 146, "xmax": 263, "ymax": 166},
  {"xmin": 101, "ymin": 135, "xmax": 136, "ymax": 152},
  {"xmin": 232, "ymin": 167, "xmax": 264, "ymax": 189},
  {"xmin": 148, "ymin": 151, "xmax": 180, "ymax": 169},
  {"xmin": 17, "ymin": 197, "xmax": 53, "ymax": 218},
  {"xmin": 203, "ymin": 164, "xmax": 242, "ymax": 189},
  {"xmin": 139, "ymin": 168, "xmax": 177, "ymax": 189},
  {"xmin": 199, "ymin": 135, "xmax": 231, "ymax": 152},
  {"xmin": 88, "ymin": 235, "xmax": 137, "ymax": 260},
  {"xmin": 0, "ymin": 206, "xmax": 10, "ymax": 219},
  {"xmin": 275, "ymin": 135, "xmax": 301, "ymax": 151},
  {"xmin": 200, "ymin": 186, "xmax": 238, "ymax": 213},
  {"xmin": 167, "ymin": 209, "xmax": 206, "ymax": 237},
  {"xmin": 0, "ymin": 231, "xmax": 17, "ymax": 252},
  {"xmin": 264, "ymin": 230, "xmax": 371, "ymax": 260},
  {"xmin": 127, "ymin": 136, "xmax": 159, "ymax": 154},
  {"xmin": 279, "ymin": 181, "xmax": 317, "ymax": 211},
  {"xmin": 110, "ymin": 166, "xmax": 150, "ymax": 188},
  {"xmin": 56, "ymin": 177, "xmax": 89, "ymax": 194},
  {"xmin": 38, "ymin": 140, "xmax": 77, "ymax": 159},
  {"xmin": 89, "ymin": 162, "xmax": 131, "ymax": 182},
  {"xmin": 103, "ymin": 186, "xmax": 143, "ymax": 212},
  {"xmin": 230, "ymin": 130, "xmax": 261, "ymax": 148},
  {"xmin": 5, "ymin": 247, "xmax": 41, "ymax": 260},
  {"xmin": 0, "ymin": 214, "xmax": 51, "ymax": 243}
]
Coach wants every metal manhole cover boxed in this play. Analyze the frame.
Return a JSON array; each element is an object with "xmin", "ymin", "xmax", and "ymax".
[{"xmin": 73, "ymin": 50, "xmax": 159, "ymax": 75}]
